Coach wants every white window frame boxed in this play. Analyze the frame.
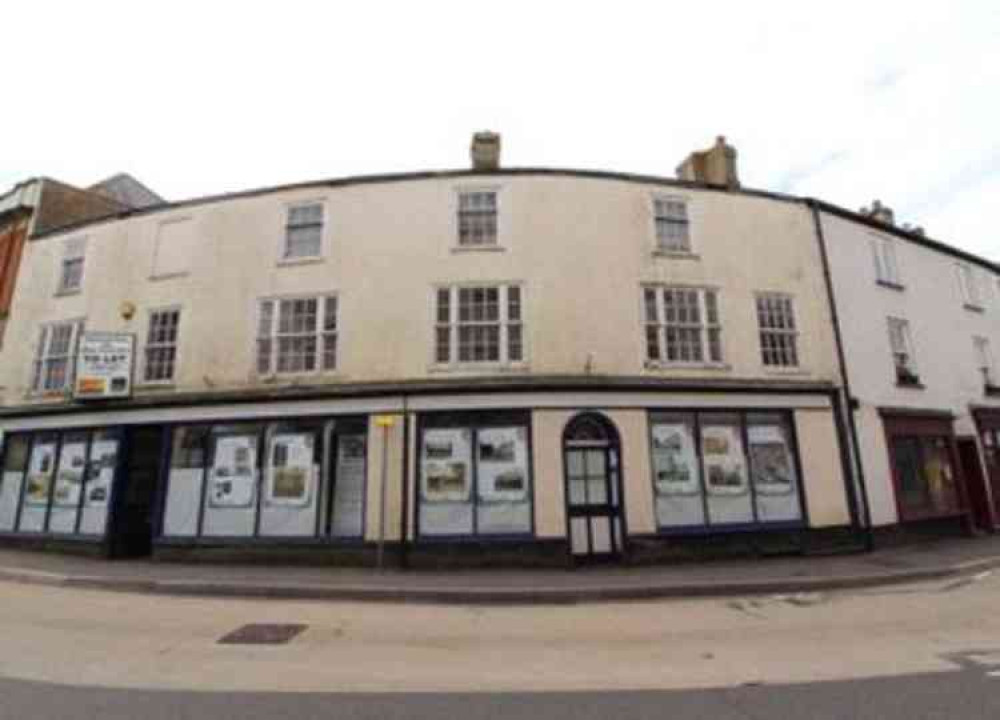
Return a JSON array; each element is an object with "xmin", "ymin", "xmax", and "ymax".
[
  {"xmin": 31, "ymin": 319, "xmax": 84, "ymax": 394},
  {"xmin": 142, "ymin": 306, "xmax": 182, "ymax": 384},
  {"xmin": 974, "ymin": 336, "xmax": 995, "ymax": 387},
  {"xmin": 56, "ymin": 237, "xmax": 87, "ymax": 295},
  {"xmin": 956, "ymin": 262, "xmax": 982, "ymax": 309},
  {"xmin": 255, "ymin": 294, "xmax": 338, "ymax": 376},
  {"xmin": 433, "ymin": 283, "xmax": 525, "ymax": 367},
  {"xmin": 643, "ymin": 285, "xmax": 724, "ymax": 367},
  {"xmin": 887, "ymin": 316, "xmax": 919, "ymax": 384},
  {"xmin": 279, "ymin": 200, "xmax": 328, "ymax": 263},
  {"xmin": 453, "ymin": 186, "xmax": 503, "ymax": 251},
  {"xmin": 870, "ymin": 234, "xmax": 901, "ymax": 287},
  {"xmin": 756, "ymin": 292, "xmax": 799, "ymax": 368},
  {"xmin": 651, "ymin": 194, "xmax": 693, "ymax": 255}
]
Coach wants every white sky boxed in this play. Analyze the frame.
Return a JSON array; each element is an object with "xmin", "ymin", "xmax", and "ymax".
[{"xmin": 3, "ymin": 1, "xmax": 998, "ymax": 260}]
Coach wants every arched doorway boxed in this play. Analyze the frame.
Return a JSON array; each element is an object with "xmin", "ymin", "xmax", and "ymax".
[{"xmin": 562, "ymin": 413, "xmax": 626, "ymax": 562}]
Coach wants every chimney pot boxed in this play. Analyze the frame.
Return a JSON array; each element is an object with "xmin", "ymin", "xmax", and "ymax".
[{"xmin": 470, "ymin": 131, "xmax": 501, "ymax": 171}]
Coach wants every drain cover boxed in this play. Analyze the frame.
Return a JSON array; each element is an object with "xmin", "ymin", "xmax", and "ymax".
[{"xmin": 218, "ymin": 623, "xmax": 307, "ymax": 645}]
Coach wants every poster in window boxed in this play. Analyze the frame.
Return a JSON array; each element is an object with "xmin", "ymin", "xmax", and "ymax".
[
  {"xmin": 53, "ymin": 442, "xmax": 87, "ymax": 507},
  {"xmin": 265, "ymin": 434, "xmax": 315, "ymax": 507},
  {"xmin": 25, "ymin": 444, "xmax": 57, "ymax": 506},
  {"xmin": 477, "ymin": 427, "xmax": 529, "ymax": 503},
  {"xmin": 422, "ymin": 429, "xmax": 472, "ymax": 502},
  {"xmin": 701, "ymin": 425, "xmax": 748, "ymax": 495},
  {"xmin": 651, "ymin": 423, "xmax": 700, "ymax": 495},
  {"xmin": 208, "ymin": 435, "xmax": 258, "ymax": 508},
  {"xmin": 748, "ymin": 425, "xmax": 795, "ymax": 495},
  {"xmin": 85, "ymin": 439, "xmax": 118, "ymax": 507}
]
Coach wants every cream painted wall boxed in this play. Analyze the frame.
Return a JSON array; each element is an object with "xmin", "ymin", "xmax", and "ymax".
[
  {"xmin": 794, "ymin": 408, "xmax": 851, "ymax": 527},
  {"xmin": 0, "ymin": 175, "xmax": 841, "ymax": 405},
  {"xmin": 364, "ymin": 414, "xmax": 404, "ymax": 543},
  {"xmin": 820, "ymin": 211, "xmax": 1000, "ymax": 525},
  {"xmin": 531, "ymin": 410, "xmax": 572, "ymax": 539}
]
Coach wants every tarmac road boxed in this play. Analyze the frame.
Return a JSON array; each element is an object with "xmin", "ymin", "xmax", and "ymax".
[{"xmin": 1, "ymin": 569, "xmax": 1000, "ymax": 717}]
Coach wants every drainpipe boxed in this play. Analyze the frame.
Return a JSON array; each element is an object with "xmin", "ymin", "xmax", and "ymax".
[
  {"xmin": 808, "ymin": 199, "xmax": 875, "ymax": 551},
  {"xmin": 398, "ymin": 394, "xmax": 410, "ymax": 569}
]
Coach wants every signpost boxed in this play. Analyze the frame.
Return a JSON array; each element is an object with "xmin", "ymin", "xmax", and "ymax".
[
  {"xmin": 74, "ymin": 333, "xmax": 135, "ymax": 400},
  {"xmin": 374, "ymin": 414, "xmax": 398, "ymax": 570}
]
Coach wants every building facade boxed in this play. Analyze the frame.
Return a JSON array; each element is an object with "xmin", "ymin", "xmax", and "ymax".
[
  {"xmin": 818, "ymin": 204, "xmax": 1000, "ymax": 534},
  {"xmin": 0, "ymin": 137, "xmax": 994, "ymax": 566}
]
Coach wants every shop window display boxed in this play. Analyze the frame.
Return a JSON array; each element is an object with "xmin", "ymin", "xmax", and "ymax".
[{"xmin": 418, "ymin": 415, "xmax": 532, "ymax": 537}]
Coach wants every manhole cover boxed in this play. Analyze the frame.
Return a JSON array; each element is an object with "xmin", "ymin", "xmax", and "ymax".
[{"xmin": 218, "ymin": 623, "xmax": 307, "ymax": 645}]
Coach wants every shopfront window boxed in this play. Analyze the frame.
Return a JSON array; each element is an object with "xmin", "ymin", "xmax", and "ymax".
[
  {"xmin": 161, "ymin": 417, "xmax": 367, "ymax": 541},
  {"xmin": 890, "ymin": 435, "xmax": 960, "ymax": 519},
  {"xmin": 649, "ymin": 410, "xmax": 803, "ymax": 530},
  {"xmin": 0, "ymin": 428, "xmax": 119, "ymax": 537},
  {"xmin": 418, "ymin": 413, "xmax": 533, "ymax": 538}
]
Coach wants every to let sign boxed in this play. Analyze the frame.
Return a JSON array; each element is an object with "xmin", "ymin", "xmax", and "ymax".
[{"xmin": 75, "ymin": 332, "xmax": 135, "ymax": 399}]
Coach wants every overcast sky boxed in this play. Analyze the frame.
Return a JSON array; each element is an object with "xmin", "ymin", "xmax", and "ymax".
[{"xmin": 3, "ymin": 2, "xmax": 997, "ymax": 260}]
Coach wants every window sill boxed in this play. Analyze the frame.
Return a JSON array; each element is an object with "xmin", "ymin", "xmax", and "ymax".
[
  {"xmin": 652, "ymin": 250, "xmax": 699, "ymax": 260},
  {"xmin": 277, "ymin": 255, "xmax": 325, "ymax": 268},
  {"xmin": 450, "ymin": 245, "xmax": 506, "ymax": 254},
  {"xmin": 428, "ymin": 362, "xmax": 530, "ymax": 374},
  {"xmin": 53, "ymin": 288, "xmax": 82, "ymax": 298},
  {"xmin": 134, "ymin": 382, "xmax": 176, "ymax": 392},
  {"xmin": 645, "ymin": 361, "xmax": 731, "ymax": 372},
  {"xmin": 895, "ymin": 378, "xmax": 925, "ymax": 390},
  {"xmin": 149, "ymin": 272, "xmax": 189, "ymax": 282},
  {"xmin": 254, "ymin": 371, "xmax": 341, "ymax": 384},
  {"xmin": 964, "ymin": 303, "xmax": 985, "ymax": 314},
  {"xmin": 762, "ymin": 367, "xmax": 810, "ymax": 377},
  {"xmin": 876, "ymin": 280, "xmax": 905, "ymax": 291}
]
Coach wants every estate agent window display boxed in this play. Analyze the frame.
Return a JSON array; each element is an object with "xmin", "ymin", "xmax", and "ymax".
[
  {"xmin": 0, "ymin": 428, "xmax": 120, "ymax": 537},
  {"xmin": 160, "ymin": 417, "xmax": 367, "ymax": 541},
  {"xmin": 649, "ymin": 410, "xmax": 805, "ymax": 531},
  {"xmin": 417, "ymin": 412, "xmax": 534, "ymax": 538}
]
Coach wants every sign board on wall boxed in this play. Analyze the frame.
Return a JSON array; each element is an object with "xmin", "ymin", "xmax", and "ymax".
[{"xmin": 74, "ymin": 333, "xmax": 134, "ymax": 399}]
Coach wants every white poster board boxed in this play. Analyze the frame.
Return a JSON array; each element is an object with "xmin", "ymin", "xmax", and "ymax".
[
  {"xmin": 24, "ymin": 443, "xmax": 57, "ymax": 506},
  {"xmin": 84, "ymin": 439, "xmax": 117, "ymax": 507},
  {"xmin": 422, "ymin": 429, "xmax": 472, "ymax": 503},
  {"xmin": 748, "ymin": 425, "xmax": 796, "ymax": 495},
  {"xmin": 701, "ymin": 425, "xmax": 748, "ymax": 495},
  {"xmin": 477, "ymin": 427, "xmax": 529, "ymax": 503},
  {"xmin": 264, "ymin": 433, "xmax": 316, "ymax": 507},
  {"xmin": 651, "ymin": 423, "xmax": 700, "ymax": 496},
  {"xmin": 208, "ymin": 435, "xmax": 258, "ymax": 508},
  {"xmin": 53, "ymin": 441, "xmax": 87, "ymax": 507},
  {"xmin": 74, "ymin": 333, "xmax": 134, "ymax": 399}
]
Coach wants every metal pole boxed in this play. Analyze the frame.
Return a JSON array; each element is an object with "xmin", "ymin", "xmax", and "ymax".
[{"xmin": 377, "ymin": 424, "xmax": 389, "ymax": 570}]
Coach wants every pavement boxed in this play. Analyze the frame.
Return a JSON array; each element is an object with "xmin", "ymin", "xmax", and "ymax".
[{"xmin": 0, "ymin": 534, "xmax": 999, "ymax": 603}]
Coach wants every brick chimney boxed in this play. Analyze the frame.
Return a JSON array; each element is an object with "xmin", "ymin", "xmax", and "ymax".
[
  {"xmin": 470, "ymin": 131, "xmax": 501, "ymax": 171},
  {"xmin": 676, "ymin": 136, "xmax": 740, "ymax": 188},
  {"xmin": 860, "ymin": 200, "xmax": 895, "ymax": 226}
]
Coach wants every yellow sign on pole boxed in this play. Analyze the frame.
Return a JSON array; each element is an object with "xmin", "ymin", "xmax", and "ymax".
[{"xmin": 374, "ymin": 415, "xmax": 398, "ymax": 428}]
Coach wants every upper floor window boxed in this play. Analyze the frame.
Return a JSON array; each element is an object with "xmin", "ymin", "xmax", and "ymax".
[
  {"xmin": 887, "ymin": 317, "xmax": 920, "ymax": 386},
  {"xmin": 974, "ymin": 336, "xmax": 995, "ymax": 387},
  {"xmin": 144, "ymin": 309, "xmax": 181, "ymax": 383},
  {"xmin": 756, "ymin": 293, "xmax": 799, "ymax": 367},
  {"xmin": 644, "ymin": 286, "xmax": 722, "ymax": 365},
  {"xmin": 57, "ymin": 238, "xmax": 87, "ymax": 294},
  {"xmin": 32, "ymin": 320, "xmax": 83, "ymax": 393},
  {"xmin": 653, "ymin": 197, "xmax": 691, "ymax": 253},
  {"xmin": 457, "ymin": 191, "xmax": 498, "ymax": 247},
  {"xmin": 283, "ymin": 203, "xmax": 324, "ymax": 260},
  {"xmin": 257, "ymin": 295, "xmax": 337, "ymax": 375},
  {"xmin": 435, "ymin": 284, "xmax": 523, "ymax": 365},
  {"xmin": 956, "ymin": 263, "xmax": 982, "ymax": 310},
  {"xmin": 870, "ymin": 235, "xmax": 901, "ymax": 287}
]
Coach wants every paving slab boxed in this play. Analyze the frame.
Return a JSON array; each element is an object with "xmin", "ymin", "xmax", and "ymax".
[{"xmin": 0, "ymin": 535, "xmax": 999, "ymax": 604}]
